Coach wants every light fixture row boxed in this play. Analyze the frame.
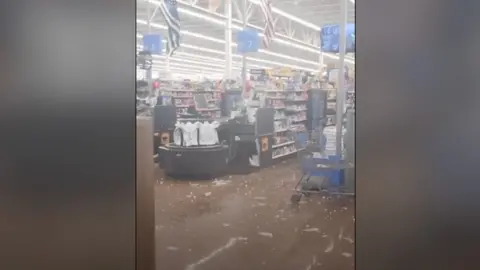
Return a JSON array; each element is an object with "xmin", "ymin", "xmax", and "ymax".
[
  {"xmin": 136, "ymin": 33, "xmax": 321, "ymax": 72},
  {"xmin": 145, "ymin": 0, "xmax": 355, "ymax": 62}
]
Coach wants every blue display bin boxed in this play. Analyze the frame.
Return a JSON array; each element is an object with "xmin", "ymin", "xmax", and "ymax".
[
  {"xmin": 309, "ymin": 155, "xmax": 345, "ymax": 186},
  {"xmin": 296, "ymin": 132, "xmax": 308, "ymax": 148}
]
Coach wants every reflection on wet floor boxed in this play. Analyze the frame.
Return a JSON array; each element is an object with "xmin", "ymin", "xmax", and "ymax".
[{"xmin": 154, "ymin": 160, "xmax": 354, "ymax": 270}]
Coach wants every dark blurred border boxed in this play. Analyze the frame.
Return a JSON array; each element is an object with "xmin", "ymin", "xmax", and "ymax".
[
  {"xmin": 0, "ymin": 0, "xmax": 137, "ymax": 269},
  {"xmin": 356, "ymin": 0, "xmax": 480, "ymax": 269}
]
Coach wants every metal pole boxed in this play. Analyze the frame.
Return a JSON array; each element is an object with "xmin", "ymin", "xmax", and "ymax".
[
  {"xmin": 146, "ymin": 4, "xmax": 153, "ymax": 82},
  {"xmin": 166, "ymin": 56, "xmax": 171, "ymax": 79},
  {"xmin": 319, "ymin": 35, "xmax": 324, "ymax": 72},
  {"xmin": 335, "ymin": 0, "xmax": 347, "ymax": 158},
  {"xmin": 242, "ymin": 0, "xmax": 248, "ymax": 97},
  {"xmin": 225, "ymin": 0, "xmax": 233, "ymax": 79}
]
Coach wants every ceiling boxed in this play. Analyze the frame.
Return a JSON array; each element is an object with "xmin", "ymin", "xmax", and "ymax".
[{"xmin": 136, "ymin": 0, "xmax": 355, "ymax": 79}]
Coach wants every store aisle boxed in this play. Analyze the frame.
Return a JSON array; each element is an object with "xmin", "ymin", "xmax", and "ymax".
[{"xmin": 154, "ymin": 160, "xmax": 354, "ymax": 270}]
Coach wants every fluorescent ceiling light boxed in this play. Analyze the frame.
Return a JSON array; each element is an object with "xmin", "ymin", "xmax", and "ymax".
[
  {"xmin": 152, "ymin": 68, "xmax": 224, "ymax": 78},
  {"xmin": 138, "ymin": 43, "xmax": 272, "ymax": 70},
  {"xmin": 154, "ymin": 61, "xmax": 237, "ymax": 73},
  {"xmin": 247, "ymin": 0, "xmax": 320, "ymax": 31},
  {"xmin": 136, "ymin": 20, "xmax": 335, "ymax": 66},
  {"xmin": 143, "ymin": 1, "xmax": 355, "ymax": 64},
  {"xmin": 155, "ymin": 57, "xmax": 225, "ymax": 69}
]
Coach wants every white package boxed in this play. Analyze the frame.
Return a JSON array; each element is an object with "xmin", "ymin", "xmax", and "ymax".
[
  {"xmin": 199, "ymin": 121, "xmax": 220, "ymax": 146},
  {"xmin": 183, "ymin": 122, "xmax": 200, "ymax": 147},
  {"xmin": 173, "ymin": 122, "xmax": 184, "ymax": 146}
]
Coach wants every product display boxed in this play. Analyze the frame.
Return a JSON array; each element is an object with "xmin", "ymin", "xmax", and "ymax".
[
  {"xmin": 173, "ymin": 121, "xmax": 220, "ymax": 147},
  {"xmin": 150, "ymin": 66, "xmax": 353, "ymax": 176},
  {"xmin": 158, "ymin": 80, "xmax": 222, "ymax": 118},
  {"xmin": 323, "ymin": 126, "xmax": 346, "ymax": 157},
  {"xmin": 249, "ymin": 68, "xmax": 311, "ymax": 160}
]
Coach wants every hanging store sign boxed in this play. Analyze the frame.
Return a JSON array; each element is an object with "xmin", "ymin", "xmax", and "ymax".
[
  {"xmin": 143, "ymin": 34, "xmax": 163, "ymax": 55},
  {"xmin": 320, "ymin": 24, "xmax": 355, "ymax": 53},
  {"xmin": 237, "ymin": 29, "xmax": 260, "ymax": 53}
]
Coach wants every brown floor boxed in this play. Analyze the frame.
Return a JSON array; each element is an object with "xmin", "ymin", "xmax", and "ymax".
[{"xmin": 154, "ymin": 160, "xmax": 354, "ymax": 270}]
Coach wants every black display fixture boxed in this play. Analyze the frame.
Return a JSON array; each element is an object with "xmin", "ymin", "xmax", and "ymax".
[{"xmin": 307, "ymin": 89, "xmax": 328, "ymax": 131}]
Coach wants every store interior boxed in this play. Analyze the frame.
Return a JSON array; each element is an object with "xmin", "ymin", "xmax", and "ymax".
[{"xmin": 136, "ymin": 0, "xmax": 355, "ymax": 269}]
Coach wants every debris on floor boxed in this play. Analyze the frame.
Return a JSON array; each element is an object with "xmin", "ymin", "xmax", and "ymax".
[
  {"xmin": 212, "ymin": 179, "xmax": 231, "ymax": 186},
  {"xmin": 343, "ymin": 237, "xmax": 354, "ymax": 244},
  {"xmin": 258, "ymin": 232, "xmax": 273, "ymax": 238},
  {"xmin": 154, "ymin": 161, "xmax": 354, "ymax": 269},
  {"xmin": 324, "ymin": 238, "xmax": 334, "ymax": 253}
]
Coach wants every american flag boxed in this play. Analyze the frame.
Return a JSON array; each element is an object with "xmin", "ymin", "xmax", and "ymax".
[
  {"xmin": 159, "ymin": 0, "xmax": 181, "ymax": 56},
  {"xmin": 259, "ymin": 0, "xmax": 275, "ymax": 49}
]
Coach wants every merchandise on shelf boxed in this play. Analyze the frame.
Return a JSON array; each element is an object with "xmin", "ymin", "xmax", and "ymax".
[
  {"xmin": 272, "ymin": 144, "xmax": 297, "ymax": 159},
  {"xmin": 323, "ymin": 126, "xmax": 346, "ymax": 157},
  {"xmin": 249, "ymin": 67, "xmax": 311, "ymax": 160},
  {"xmin": 157, "ymin": 79, "xmax": 223, "ymax": 119}
]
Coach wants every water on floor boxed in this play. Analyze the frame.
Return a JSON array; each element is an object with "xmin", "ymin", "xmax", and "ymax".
[{"xmin": 154, "ymin": 160, "xmax": 354, "ymax": 270}]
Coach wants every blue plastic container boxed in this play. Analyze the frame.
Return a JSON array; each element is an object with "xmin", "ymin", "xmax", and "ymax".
[
  {"xmin": 310, "ymin": 155, "xmax": 344, "ymax": 186},
  {"xmin": 296, "ymin": 132, "xmax": 308, "ymax": 148}
]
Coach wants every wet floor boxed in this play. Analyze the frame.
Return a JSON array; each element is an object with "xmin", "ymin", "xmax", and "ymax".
[{"xmin": 154, "ymin": 160, "xmax": 354, "ymax": 270}]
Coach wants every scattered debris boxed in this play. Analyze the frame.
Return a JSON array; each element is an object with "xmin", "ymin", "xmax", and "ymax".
[
  {"xmin": 324, "ymin": 238, "xmax": 334, "ymax": 253},
  {"xmin": 303, "ymin": 228, "xmax": 320, "ymax": 233},
  {"xmin": 222, "ymin": 223, "xmax": 230, "ymax": 227},
  {"xmin": 304, "ymin": 255, "xmax": 317, "ymax": 270},
  {"xmin": 343, "ymin": 237, "xmax": 354, "ymax": 244},
  {"xmin": 342, "ymin": 252, "xmax": 352, "ymax": 258},
  {"xmin": 204, "ymin": 192, "xmax": 212, "ymax": 197},
  {"xmin": 254, "ymin": 196, "xmax": 267, "ymax": 200},
  {"xmin": 338, "ymin": 227, "xmax": 344, "ymax": 240},
  {"xmin": 258, "ymin": 232, "xmax": 273, "ymax": 238},
  {"xmin": 185, "ymin": 237, "xmax": 247, "ymax": 270},
  {"xmin": 167, "ymin": 246, "xmax": 179, "ymax": 251},
  {"xmin": 257, "ymin": 203, "xmax": 267, "ymax": 207},
  {"xmin": 212, "ymin": 179, "xmax": 231, "ymax": 186}
]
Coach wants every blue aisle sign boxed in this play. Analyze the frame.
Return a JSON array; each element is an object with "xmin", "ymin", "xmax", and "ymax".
[
  {"xmin": 320, "ymin": 24, "xmax": 355, "ymax": 53},
  {"xmin": 143, "ymin": 34, "xmax": 162, "ymax": 55},
  {"xmin": 237, "ymin": 29, "xmax": 260, "ymax": 53}
]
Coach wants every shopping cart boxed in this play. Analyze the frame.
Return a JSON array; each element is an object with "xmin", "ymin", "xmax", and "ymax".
[{"xmin": 290, "ymin": 130, "xmax": 354, "ymax": 205}]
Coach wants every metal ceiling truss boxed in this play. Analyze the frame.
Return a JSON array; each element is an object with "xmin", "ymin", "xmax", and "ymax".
[
  {"xmin": 137, "ymin": 0, "xmax": 354, "ymax": 76},
  {"xmin": 169, "ymin": 0, "xmax": 321, "ymax": 47}
]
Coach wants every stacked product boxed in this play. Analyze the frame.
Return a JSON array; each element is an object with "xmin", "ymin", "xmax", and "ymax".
[
  {"xmin": 325, "ymin": 89, "xmax": 337, "ymax": 126},
  {"xmin": 323, "ymin": 126, "xmax": 346, "ymax": 157},
  {"xmin": 173, "ymin": 121, "xmax": 220, "ymax": 147},
  {"xmin": 249, "ymin": 68, "xmax": 310, "ymax": 160},
  {"xmin": 160, "ymin": 80, "xmax": 222, "ymax": 118}
]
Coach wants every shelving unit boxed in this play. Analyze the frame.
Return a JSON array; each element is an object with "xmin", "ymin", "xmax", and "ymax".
[
  {"xmin": 264, "ymin": 82, "xmax": 307, "ymax": 160},
  {"xmin": 160, "ymin": 81, "xmax": 223, "ymax": 118}
]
